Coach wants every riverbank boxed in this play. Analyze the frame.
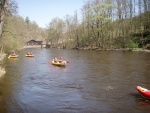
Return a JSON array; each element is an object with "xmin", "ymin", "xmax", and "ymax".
[
  {"xmin": 105, "ymin": 48, "xmax": 150, "ymax": 52},
  {"xmin": 0, "ymin": 53, "xmax": 6, "ymax": 76},
  {"xmin": 23, "ymin": 45, "xmax": 46, "ymax": 49},
  {"xmin": 0, "ymin": 67, "xmax": 5, "ymax": 76},
  {"xmin": 73, "ymin": 47, "xmax": 150, "ymax": 52},
  {"xmin": 0, "ymin": 53, "xmax": 6, "ymax": 61}
]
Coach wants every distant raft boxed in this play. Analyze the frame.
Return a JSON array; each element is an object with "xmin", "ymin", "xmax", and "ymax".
[
  {"xmin": 136, "ymin": 86, "xmax": 150, "ymax": 100},
  {"xmin": 8, "ymin": 55, "xmax": 18, "ymax": 58},
  {"xmin": 52, "ymin": 61, "xmax": 67, "ymax": 67},
  {"xmin": 25, "ymin": 54, "xmax": 34, "ymax": 57}
]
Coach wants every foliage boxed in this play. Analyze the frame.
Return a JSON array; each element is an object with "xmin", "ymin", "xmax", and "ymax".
[
  {"xmin": 113, "ymin": 37, "xmax": 139, "ymax": 48},
  {"xmin": 25, "ymin": 16, "xmax": 30, "ymax": 24},
  {"xmin": 1, "ymin": 0, "xmax": 150, "ymax": 51},
  {"xmin": 3, "ymin": 15, "xmax": 47, "ymax": 52},
  {"xmin": 46, "ymin": 0, "xmax": 150, "ymax": 49},
  {"xmin": 125, "ymin": 39, "xmax": 139, "ymax": 48}
]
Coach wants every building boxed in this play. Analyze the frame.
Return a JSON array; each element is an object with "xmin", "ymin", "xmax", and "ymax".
[{"xmin": 27, "ymin": 40, "xmax": 43, "ymax": 45}]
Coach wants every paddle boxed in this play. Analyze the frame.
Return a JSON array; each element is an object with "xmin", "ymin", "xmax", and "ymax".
[
  {"xmin": 66, "ymin": 61, "xmax": 70, "ymax": 64},
  {"xmin": 47, "ymin": 61, "xmax": 51, "ymax": 64}
]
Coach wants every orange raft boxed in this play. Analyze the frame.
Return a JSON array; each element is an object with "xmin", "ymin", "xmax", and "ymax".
[{"xmin": 136, "ymin": 86, "xmax": 150, "ymax": 99}]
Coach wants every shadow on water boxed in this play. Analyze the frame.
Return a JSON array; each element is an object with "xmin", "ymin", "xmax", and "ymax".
[{"xmin": 0, "ymin": 48, "xmax": 150, "ymax": 113}]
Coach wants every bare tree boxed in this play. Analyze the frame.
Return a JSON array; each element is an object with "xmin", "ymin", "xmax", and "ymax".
[
  {"xmin": 0, "ymin": 0, "xmax": 8, "ymax": 37},
  {"xmin": 74, "ymin": 11, "xmax": 79, "ymax": 47}
]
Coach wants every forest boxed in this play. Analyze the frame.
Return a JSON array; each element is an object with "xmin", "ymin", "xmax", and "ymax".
[{"xmin": 0, "ymin": 0, "xmax": 150, "ymax": 53}]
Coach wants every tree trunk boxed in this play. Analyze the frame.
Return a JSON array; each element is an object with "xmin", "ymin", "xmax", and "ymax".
[{"xmin": 0, "ymin": 0, "xmax": 8, "ymax": 37}]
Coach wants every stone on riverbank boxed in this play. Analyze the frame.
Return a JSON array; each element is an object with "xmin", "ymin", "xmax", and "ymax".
[
  {"xmin": 0, "ymin": 67, "xmax": 5, "ymax": 76},
  {"xmin": 0, "ymin": 53, "xmax": 6, "ymax": 62},
  {"xmin": 0, "ymin": 53, "xmax": 6, "ymax": 76}
]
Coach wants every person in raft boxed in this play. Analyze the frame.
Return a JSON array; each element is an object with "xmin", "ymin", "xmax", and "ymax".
[
  {"xmin": 30, "ymin": 52, "xmax": 33, "ymax": 55},
  {"xmin": 27, "ymin": 52, "xmax": 30, "ymax": 55},
  {"xmin": 11, "ymin": 52, "xmax": 16, "ymax": 56},
  {"xmin": 27, "ymin": 52, "xmax": 33, "ymax": 55},
  {"xmin": 59, "ymin": 57, "xmax": 63, "ymax": 63},
  {"xmin": 53, "ymin": 57, "xmax": 58, "ymax": 62}
]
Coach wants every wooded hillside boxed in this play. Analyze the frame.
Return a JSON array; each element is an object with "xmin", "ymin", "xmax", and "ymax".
[
  {"xmin": 0, "ymin": 0, "xmax": 47, "ymax": 53},
  {"xmin": 46, "ymin": 0, "xmax": 150, "ymax": 50},
  {"xmin": 0, "ymin": 0, "xmax": 150, "ymax": 53}
]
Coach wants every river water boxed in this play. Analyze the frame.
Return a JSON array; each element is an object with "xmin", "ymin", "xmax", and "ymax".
[{"xmin": 0, "ymin": 48, "xmax": 150, "ymax": 113}]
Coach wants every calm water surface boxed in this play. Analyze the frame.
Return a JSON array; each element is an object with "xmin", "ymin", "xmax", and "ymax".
[{"xmin": 0, "ymin": 48, "xmax": 150, "ymax": 113}]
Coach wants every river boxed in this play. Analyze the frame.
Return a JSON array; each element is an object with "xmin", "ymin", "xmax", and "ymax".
[{"xmin": 0, "ymin": 48, "xmax": 150, "ymax": 113}]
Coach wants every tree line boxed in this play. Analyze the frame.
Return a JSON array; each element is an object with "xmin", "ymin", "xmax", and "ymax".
[
  {"xmin": 46, "ymin": 0, "xmax": 150, "ymax": 50},
  {"xmin": 0, "ymin": 0, "xmax": 47, "ymax": 53},
  {"xmin": 0, "ymin": 0, "xmax": 150, "ymax": 53}
]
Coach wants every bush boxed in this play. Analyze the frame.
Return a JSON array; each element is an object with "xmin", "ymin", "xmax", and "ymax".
[
  {"xmin": 113, "ymin": 37, "xmax": 139, "ymax": 48},
  {"xmin": 126, "ymin": 39, "xmax": 138, "ymax": 48}
]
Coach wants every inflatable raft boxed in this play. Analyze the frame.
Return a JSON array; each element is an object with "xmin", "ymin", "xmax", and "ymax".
[
  {"xmin": 137, "ymin": 86, "xmax": 150, "ymax": 99},
  {"xmin": 52, "ymin": 61, "xmax": 66, "ymax": 66},
  {"xmin": 8, "ymin": 55, "xmax": 18, "ymax": 58},
  {"xmin": 25, "ymin": 54, "xmax": 34, "ymax": 57}
]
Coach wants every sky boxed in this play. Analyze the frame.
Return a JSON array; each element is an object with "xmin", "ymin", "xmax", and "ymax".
[{"xmin": 15, "ymin": 0, "xmax": 85, "ymax": 28}]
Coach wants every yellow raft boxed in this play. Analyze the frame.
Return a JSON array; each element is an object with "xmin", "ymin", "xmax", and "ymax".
[
  {"xmin": 25, "ymin": 54, "xmax": 34, "ymax": 57},
  {"xmin": 8, "ymin": 55, "xmax": 18, "ymax": 58},
  {"xmin": 52, "ymin": 61, "xmax": 66, "ymax": 66}
]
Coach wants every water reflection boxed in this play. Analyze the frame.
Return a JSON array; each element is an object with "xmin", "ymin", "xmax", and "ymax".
[{"xmin": 0, "ymin": 48, "xmax": 150, "ymax": 113}]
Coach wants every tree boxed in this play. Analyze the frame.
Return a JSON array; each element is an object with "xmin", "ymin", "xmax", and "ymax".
[
  {"xmin": 74, "ymin": 10, "xmax": 79, "ymax": 47},
  {"xmin": 47, "ymin": 17, "xmax": 64, "ymax": 47},
  {"xmin": 0, "ymin": 0, "xmax": 8, "ymax": 37},
  {"xmin": 25, "ymin": 16, "xmax": 30, "ymax": 24},
  {"xmin": 23, "ymin": 0, "xmax": 150, "ymax": 50}
]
